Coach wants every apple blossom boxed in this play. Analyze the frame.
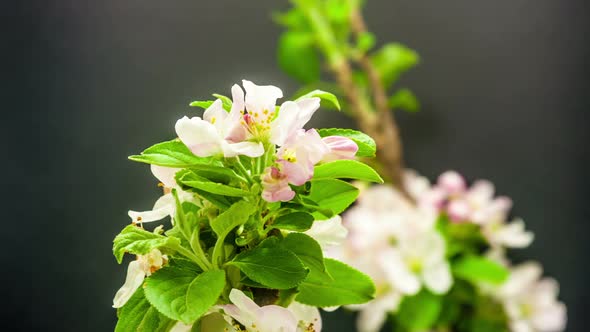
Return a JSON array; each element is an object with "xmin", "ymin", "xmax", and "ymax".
[
  {"xmin": 112, "ymin": 248, "xmax": 167, "ymax": 308},
  {"xmin": 261, "ymin": 166, "xmax": 295, "ymax": 202}
]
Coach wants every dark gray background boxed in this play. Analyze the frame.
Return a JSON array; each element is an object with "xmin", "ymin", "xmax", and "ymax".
[{"xmin": 7, "ymin": 0, "xmax": 588, "ymax": 331}]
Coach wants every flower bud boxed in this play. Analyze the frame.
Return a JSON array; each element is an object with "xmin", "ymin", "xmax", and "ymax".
[
  {"xmin": 437, "ymin": 171, "xmax": 466, "ymax": 195},
  {"xmin": 321, "ymin": 136, "xmax": 358, "ymax": 162}
]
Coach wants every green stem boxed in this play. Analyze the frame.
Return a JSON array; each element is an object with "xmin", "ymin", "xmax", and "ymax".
[
  {"xmin": 234, "ymin": 157, "xmax": 254, "ymax": 184},
  {"xmin": 172, "ymin": 243, "xmax": 210, "ymax": 271}
]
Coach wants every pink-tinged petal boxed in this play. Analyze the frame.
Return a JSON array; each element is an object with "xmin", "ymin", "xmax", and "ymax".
[
  {"xmin": 531, "ymin": 301, "xmax": 567, "ymax": 331},
  {"xmin": 175, "ymin": 116, "xmax": 222, "ymax": 157},
  {"xmin": 112, "ymin": 260, "xmax": 146, "ymax": 308},
  {"xmin": 150, "ymin": 165, "xmax": 179, "ymax": 188},
  {"xmin": 321, "ymin": 136, "xmax": 358, "ymax": 162},
  {"xmin": 437, "ymin": 171, "xmax": 467, "ymax": 195},
  {"xmin": 231, "ymin": 84, "xmax": 245, "ymax": 115},
  {"xmin": 447, "ymin": 199, "xmax": 471, "ymax": 222},
  {"xmin": 242, "ymin": 79, "xmax": 283, "ymax": 117},
  {"xmin": 422, "ymin": 261, "xmax": 452, "ymax": 294},
  {"xmin": 467, "ymin": 179, "xmax": 495, "ymax": 205},
  {"xmin": 128, "ymin": 193, "xmax": 175, "ymax": 223},
  {"xmin": 279, "ymin": 159, "xmax": 313, "ymax": 186},
  {"xmin": 222, "ymin": 141, "xmax": 264, "ymax": 158}
]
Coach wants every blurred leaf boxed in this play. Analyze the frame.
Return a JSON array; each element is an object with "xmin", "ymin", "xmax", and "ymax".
[
  {"xmin": 397, "ymin": 289, "xmax": 443, "ymax": 330},
  {"xmin": 324, "ymin": 0, "xmax": 352, "ymax": 24},
  {"xmin": 388, "ymin": 88, "xmax": 420, "ymax": 113},
  {"xmin": 452, "ymin": 255, "xmax": 510, "ymax": 285},
  {"xmin": 371, "ymin": 43, "xmax": 419, "ymax": 87},
  {"xmin": 356, "ymin": 31, "xmax": 376, "ymax": 53},
  {"xmin": 272, "ymin": 9, "xmax": 308, "ymax": 30},
  {"xmin": 277, "ymin": 31, "xmax": 321, "ymax": 84}
]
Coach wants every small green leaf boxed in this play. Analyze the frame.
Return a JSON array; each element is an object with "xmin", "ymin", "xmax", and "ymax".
[
  {"xmin": 277, "ymin": 31, "xmax": 321, "ymax": 84},
  {"xmin": 270, "ymin": 212, "xmax": 314, "ymax": 231},
  {"xmin": 229, "ymin": 247, "xmax": 309, "ymax": 289},
  {"xmin": 313, "ymin": 160, "xmax": 383, "ymax": 183},
  {"xmin": 144, "ymin": 260, "xmax": 225, "ymax": 324},
  {"xmin": 296, "ymin": 258, "xmax": 375, "ymax": 307},
  {"xmin": 371, "ymin": 43, "xmax": 419, "ymax": 87},
  {"xmin": 307, "ymin": 179, "xmax": 359, "ymax": 219},
  {"xmin": 388, "ymin": 88, "xmax": 420, "ymax": 113},
  {"xmin": 397, "ymin": 289, "xmax": 443, "ymax": 330},
  {"xmin": 212, "ymin": 94, "xmax": 232, "ymax": 111},
  {"xmin": 179, "ymin": 171, "xmax": 250, "ymax": 197},
  {"xmin": 113, "ymin": 225, "xmax": 180, "ymax": 264},
  {"xmin": 317, "ymin": 128, "xmax": 376, "ymax": 157},
  {"xmin": 115, "ymin": 288, "xmax": 175, "ymax": 332},
  {"xmin": 296, "ymin": 89, "xmax": 341, "ymax": 110},
  {"xmin": 189, "ymin": 100, "xmax": 215, "ymax": 109},
  {"xmin": 281, "ymin": 233, "xmax": 329, "ymax": 278},
  {"xmin": 128, "ymin": 139, "xmax": 219, "ymax": 168},
  {"xmin": 210, "ymin": 200, "xmax": 257, "ymax": 239},
  {"xmin": 452, "ymin": 255, "xmax": 510, "ymax": 285}
]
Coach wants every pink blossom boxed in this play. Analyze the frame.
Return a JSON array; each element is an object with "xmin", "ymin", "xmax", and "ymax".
[
  {"xmin": 261, "ymin": 167, "xmax": 295, "ymax": 202},
  {"xmin": 277, "ymin": 129, "xmax": 329, "ymax": 186}
]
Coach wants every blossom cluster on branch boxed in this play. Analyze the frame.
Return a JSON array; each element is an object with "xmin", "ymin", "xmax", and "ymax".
[
  {"xmin": 112, "ymin": 81, "xmax": 383, "ymax": 331},
  {"xmin": 332, "ymin": 171, "xmax": 566, "ymax": 332}
]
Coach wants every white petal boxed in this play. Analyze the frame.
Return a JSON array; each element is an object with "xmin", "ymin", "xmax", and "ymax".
[
  {"xmin": 169, "ymin": 322, "xmax": 193, "ymax": 332},
  {"xmin": 357, "ymin": 308, "xmax": 387, "ymax": 332},
  {"xmin": 242, "ymin": 79, "xmax": 283, "ymax": 114},
  {"xmin": 231, "ymin": 83, "xmax": 245, "ymax": 114},
  {"xmin": 257, "ymin": 306, "xmax": 298, "ymax": 332},
  {"xmin": 510, "ymin": 320, "xmax": 534, "ymax": 332},
  {"xmin": 150, "ymin": 165, "xmax": 179, "ymax": 188},
  {"xmin": 423, "ymin": 261, "xmax": 452, "ymax": 294},
  {"xmin": 175, "ymin": 116, "xmax": 223, "ymax": 157},
  {"xmin": 222, "ymin": 141, "xmax": 264, "ymax": 158},
  {"xmin": 289, "ymin": 301, "xmax": 322, "ymax": 332},
  {"xmin": 270, "ymin": 101, "xmax": 300, "ymax": 146},
  {"xmin": 294, "ymin": 97, "xmax": 320, "ymax": 128},
  {"xmin": 112, "ymin": 260, "xmax": 146, "ymax": 308},
  {"xmin": 531, "ymin": 302, "xmax": 567, "ymax": 331},
  {"xmin": 494, "ymin": 219, "xmax": 534, "ymax": 248},
  {"xmin": 304, "ymin": 215, "xmax": 348, "ymax": 249},
  {"xmin": 203, "ymin": 99, "xmax": 228, "ymax": 131},
  {"xmin": 499, "ymin": 262, "xmax": 543, "ymax": 298},
  {"xmin": 379, "ymin": 249, "xmax": 420, "ymax": 295}
]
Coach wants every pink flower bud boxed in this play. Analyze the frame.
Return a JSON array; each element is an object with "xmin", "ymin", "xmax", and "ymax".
[
  {"xmin": 447, "ymin": 199, "xmax": 471, "ymax": 222},
  {"xmin": 261, "ymin": 167, "xmax": 295, "ymax": 202},
  {"xmin": 437, "ymin": 171, "xmax": 467, "ymax": 195},
  {"xmin": 321, "ymin": 136, "xmax": 358, "ymax": 162}
]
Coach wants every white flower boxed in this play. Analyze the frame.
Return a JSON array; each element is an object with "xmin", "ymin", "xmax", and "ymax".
[
  {"xmin": 351, "ymin": 290, "xmax": 402, "ymax": 332},
  {"xmin": 222, "ymin": 289, "xmax": 322, "ymax": 332},
  {"xmin": 379, "ymin": 231, "xmax": 452, "ymax": 295},
  {"xmin": 175, "ymin": 99, "xmax": 264, "ymax": 158},
  {"xmin": 112, "ymin": 249, "xmax": 167, "ymax": 308},
  {"xmin": 128, "ymin": 165, "xmax": 194, "ymax": 224},
  {"xmin": 495, "ymin": 262, "xmax": 567, "ymax": 332},
  {"xmin": 482, "ymin": 218, "xmax": 534, "ymax": 249}
]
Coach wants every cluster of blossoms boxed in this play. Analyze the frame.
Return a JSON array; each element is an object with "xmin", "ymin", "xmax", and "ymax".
[
  {"xmin": 112, "ymin": 81, "xmax": 380, "ymax": 332},
  {"xmin": 334, "ymin": 170, "xmax": 566, "ymax": 332}
]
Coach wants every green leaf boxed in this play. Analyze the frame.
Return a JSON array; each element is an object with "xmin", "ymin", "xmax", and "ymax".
[
  {"xmin": 307, "ymin": 179, "xmax": 359, "ymax": 219},
  {"xmin": 189, "ymin": 100, "xmax": 215, "ymax": 109},
  {"xmin": 210, "ymin": 200, "xmax": 257, "ymax": 239},
  {"xmin": 144, "ymin": 260, "xmax": 225, "ymax": 324},
  {"xmin": 229, "ymin": 247, "xmax": 308, "ymax": 289},
  {"xmin": 295, "ymin": 89, "xmax": 341, "ymax": 110},
  {"xmin": 356, "ymin": 31, "xmax": 376, "ymax": 53},
  {"xmin": 313, "ymin": 160, "xmax": 383, "ymax": 183},
  {"xmin": 317, "ymin": 128, "xmax": 376, "ymax": 157},
  {"xmin": 296, "ymin": 258, "xmax": 375, "ymax": 307},
  {"xmin": 388, "ymin": 88, "xmax": 420, "ymax": 113},
  {"xmin": 371, "ymin": 43, "xmax": 419, "ymax": 87},
  {"xmin": 277, "ymin": 31, "xmax": 321, "ymax": 84},
  {"xmin": 281, "ymin": 233, "xmax": 329, "ymax": 278},
  {"xmin": 397, "ymin": 289, "xmax": 443, "ymax": 331},
  {"xmin": 212, "ymin": 94, "xmax": 232, "ymax": 111},
  {"xmin": 270, "ymin": 212, "xmax": 314, "ymax": 231},
  {"xmin": 272, "ymin": 9, "xmax": 308, "ymax": 30},
  {"xmin": 115, "ymin": 288, "xmax": 175, "ymax": 332},
  {"xmin": 113, "ymin": 225, "xmax": 180, "ymax": 264},
  {"xmin": 452, "ymin": 255, "xmax": 510, "ymax": 285},
  {"xmin": 179, "ymin": 171, "xmax": 250, "ymax": 197},
  {"xmin": 128, "ymin": 139, "xmax": 218, "ymax": 168}
]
